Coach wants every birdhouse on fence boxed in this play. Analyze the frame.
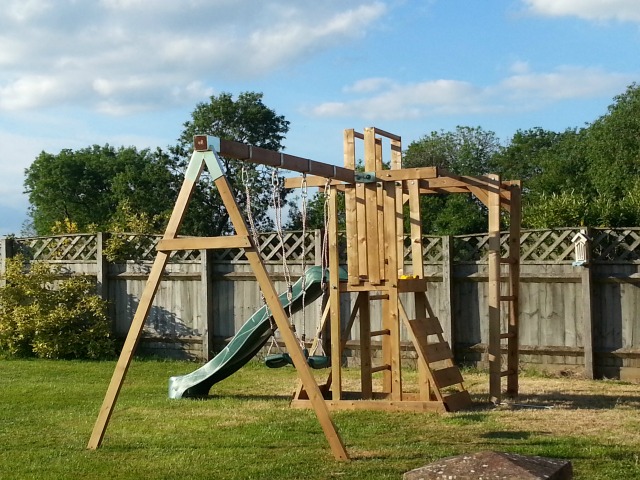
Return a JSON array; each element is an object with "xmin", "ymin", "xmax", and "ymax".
[{"xmin": 571, "ymin": 229, "xmax": 589, "ymax": 266}]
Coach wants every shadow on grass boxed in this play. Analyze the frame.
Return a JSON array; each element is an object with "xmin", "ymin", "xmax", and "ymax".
[
  {"xmin": 505, "ymin": 392, "xmax": 640, "ymax": 410},
  {"xmin": 183, "ymin": 393, "xmax": 293, "ymax": 402}
]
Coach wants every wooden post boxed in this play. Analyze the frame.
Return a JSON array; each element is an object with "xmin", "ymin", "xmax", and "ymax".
[
  {"xmin": 581, "ymin": 227, "xmax": 595, "ymax": 380},
  {"xmin": 383, "ymin": 180, "xmax": 402, "ymax": 400},
  {"xmin": 328, "ymin": 186, "xmax": 343, "ymax": 402},
  {"xmin": 344, "ymin": 129, "xmax": 359, "ymax": 285},
  {"xmin": 441, "ymin": 236, "xmax": 454, "ymax": 355},
  {"xmin": 0, "ymin": 236, "xmax": 14, "ymax": 288},
  {"xmin": 408, "ymin": 180, "xmax": 429, "ymax": 399},
  {"xmin": 216, "ymin": 174, "xmax": 348, "ymax": 460},
  {"xmin": 359, "ymin": 292, "xmax": 372, "ymax": 399},
  {"xmin": 487, "ymin": 175, "xmax": 502, "ymax": 404},
  {"xmin": 201, "ymin": 249, "xmax": 215, "ymax": 361},
  {"xmin": 88, "ymin": 151, "xmax": 204, "ymax": 450},
  {"xmin": 506, "ymin": 183, "xmax": 521, "ymax": 396},
  {"xmin": 364, "ymin": 128, "xmax": 381, "ymax": 285},
  {"xmin": 95, "ymin": 233, "xmax": 112, "ymax": 334}
]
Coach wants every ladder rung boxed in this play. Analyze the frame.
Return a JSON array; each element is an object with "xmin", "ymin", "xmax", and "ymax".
[
  {"xmin": 409, "ymin": 317, "xmax": 443, "ymax": 336},
  {"xmin": 424, "ymin": 342, "xmax": 453, "ymax": 363},
  {"xmin": 432, "ymin": 366, "xmax": 464, "ymax": 388},
  {"xmin": 369, "ymin": 294, "xmax": 389, "ymax": 301},
  {"xmin": 442, "ymin": 390, "xmax": 473, "ymax": 412},
  {"xmin": 371, "ymin": 364, "xmax": 391, "ymax": 374},
  {"xmin": 370, "ymin": 329, "xmax": 390, "ymax": 337},
  {"xmin": 500, "ymin": 295, "xmax": 516, "ymax": 302},
  {"xmin": 500, "ymin": 332, "xmax": 516, "ymax": 339},
  {"xmin": 500, "ymin": 369, "xmax": 516, "ymax": 377}
]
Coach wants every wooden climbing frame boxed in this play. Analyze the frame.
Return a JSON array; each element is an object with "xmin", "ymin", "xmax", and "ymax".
[{"xmin": 87, "ymin": 128, "xmax": 521, "ymax": 459}]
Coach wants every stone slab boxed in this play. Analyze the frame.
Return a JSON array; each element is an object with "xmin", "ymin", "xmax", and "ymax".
[{"xmin": 403, "ymin": 451, "xmax": 572, "ymax": 480}]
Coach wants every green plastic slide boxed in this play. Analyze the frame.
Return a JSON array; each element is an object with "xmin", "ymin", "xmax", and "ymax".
[{"xmin": 168, "ymin": 266, "xmax": 346, "ymax": 399}]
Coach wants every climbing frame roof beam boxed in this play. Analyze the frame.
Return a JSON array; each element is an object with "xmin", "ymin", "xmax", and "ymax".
[{"xmin": 194, "ymin": 135, "xmax": 356, "ymax": 183}]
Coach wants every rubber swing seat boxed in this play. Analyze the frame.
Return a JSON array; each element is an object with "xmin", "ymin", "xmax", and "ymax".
[
  {"xmin": 264, "ymin": 352, "xmax": 330, "ymax": 369},
  {"xmin": 265, "ymin": 353, "xmax": 292, "ymax": 368}
]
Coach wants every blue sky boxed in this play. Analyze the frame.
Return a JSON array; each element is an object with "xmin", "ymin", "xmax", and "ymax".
[{"xmin": 1, "ymin": 0, "xmax": 638, "ymax": 235}]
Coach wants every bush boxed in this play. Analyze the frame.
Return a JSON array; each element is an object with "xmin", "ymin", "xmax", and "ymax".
[{"xmin": 0, "ymin": 255, "xmax": 114, "ymax": 359}]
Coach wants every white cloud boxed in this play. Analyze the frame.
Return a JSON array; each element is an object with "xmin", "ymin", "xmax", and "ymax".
[
  {"xmin": 308, "ymin": 65, "xmax": 634, "ymax": 121},
  {"xmin": 343, "ymin": 77, "xmax": 396, "ymax": 94},
  {"xmin": 0, "ymin": 1, "xmax": 386, "ymax": 114},
  {"xmin": 524, "ymin": 0, "xmax": 640, "ymax": 23},
  {"xmin": 500, "ymin": 66, "xmax": 632, "ymax": 102}
]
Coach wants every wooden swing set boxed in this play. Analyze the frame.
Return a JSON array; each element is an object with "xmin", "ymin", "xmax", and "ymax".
[{"xmin": 87, "ymin": 127, "xmax": 522, "ymax": 460}]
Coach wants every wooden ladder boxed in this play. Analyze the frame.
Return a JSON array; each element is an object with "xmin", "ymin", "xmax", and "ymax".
[{"xmin": 401, "ymin": 295, "xmax": 472, "ymax": 412}]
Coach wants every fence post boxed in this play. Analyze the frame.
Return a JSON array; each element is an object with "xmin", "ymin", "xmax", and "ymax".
[
  {"xmin": 201, "ymin": 249, "xmax": 215, "ymax": 361},
  {"xmin": 441, "ymin": 235, "xmax": 455, "ymax": 357},
  {"xmin": 1, "ymin": 236, "xmax": 15, "ymax": 288},
  {"xmin": 96, "ymin": 233, "xmax": 109, "ymax": 301},
  {"xmin": 581, "ymin": 228, "xmax": 595, "ymax": 379}
]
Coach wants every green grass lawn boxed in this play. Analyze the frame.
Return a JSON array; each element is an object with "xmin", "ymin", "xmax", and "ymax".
[{"xmin": 1, "ymin": 359, "xmax": 639, "ymax": 479}]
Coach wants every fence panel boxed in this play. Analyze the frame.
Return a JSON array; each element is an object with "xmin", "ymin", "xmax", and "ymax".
[{"xmin": 1, "ymin": 228, "xmax": 639, "ymax": 379}]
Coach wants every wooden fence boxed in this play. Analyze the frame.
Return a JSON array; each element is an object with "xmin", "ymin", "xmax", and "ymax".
[{"xmin": 1, "ymin": 228, "xmax": 639, "ymax": 380}]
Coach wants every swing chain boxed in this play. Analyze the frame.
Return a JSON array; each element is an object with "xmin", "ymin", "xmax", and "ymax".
[{"xmin": 242, "ymin": 165, "xmax": 267, "ymax": 307}]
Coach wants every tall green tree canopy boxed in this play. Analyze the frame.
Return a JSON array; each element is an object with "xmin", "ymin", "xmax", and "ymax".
[
  {"xmin": 170, "ymin": 91, "xmax": 291, "ymax": 237},
  {"xmin": 403, "ymin": 126, "xmax": 501, "ymax": 235},
  {"xmin": 24, "ymin": 146, "xmax": 175, "ymax": 234},
  {"xmin": 24, "ymin": 91, "xmax": 290, "ymax": 237},
  {"xmin": 497, "ymin": 83, "xmax": 640, "ymax": 228}
]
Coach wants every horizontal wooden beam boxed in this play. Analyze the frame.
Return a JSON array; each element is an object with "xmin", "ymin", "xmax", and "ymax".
[
  {"xmin": 283, "ymin": 167, "xmax": 438, "ymax": 189},
  {"xmin": 217, "ymin": 138, "xmax": 356, "ymax": 183},
  {"xmin": 156, "ymin": 235, "xmax": 252, "ymax": 252}
]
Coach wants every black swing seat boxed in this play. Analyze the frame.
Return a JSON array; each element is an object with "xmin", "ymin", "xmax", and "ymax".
[
  {"xmin": 265, "ymin": 353, "xmax": 291, "ymax": 368},
  {"xmin": 264, "ymin": 352, "xmax": 330, "ymax": 369}
]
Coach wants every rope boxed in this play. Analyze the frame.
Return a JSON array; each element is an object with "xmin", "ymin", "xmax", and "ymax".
[
  {"xmin": 315, "ymin": 178, "xmax": 332, "ymax": 356},
  {"xmin": 320, "ymin": 178, "xmax": 331, "ymax": 293},
  {"xmin": 242, "ymin": 165, "xmax": 268, "ymax": 328},
  {"xmin": 271, "ymin": 169, "xmax": 294, "ymax": 324}
]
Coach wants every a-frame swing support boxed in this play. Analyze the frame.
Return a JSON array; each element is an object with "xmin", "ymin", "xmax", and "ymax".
[
  {"xmin": 87, "ymin": 136, "xmax": 349, "ymax": 459},
  {"xmin": 87, "ymin": 129, "xmax": 521, "ymax": 459}
]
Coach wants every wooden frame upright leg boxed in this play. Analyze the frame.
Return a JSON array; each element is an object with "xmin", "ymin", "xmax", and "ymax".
[
  {"xmin": 88, "ymin": 152, "xmax": 205, "ymax": 450},
  {"xmin": 488, "ymin": 175, "xmax": 502, "ymax": 404},
  {"xmin": 216, "ymin": 175, "xmax": 349, "ymax": 460}
]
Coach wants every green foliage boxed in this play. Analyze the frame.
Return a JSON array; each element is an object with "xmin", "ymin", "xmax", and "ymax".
[
  {"xmin": 0, "ymin": 256, "xmax": 113, "ymax": 359},
  {"xmin": 24, "ymin": 91, "xmax": 289, "ymax": 238},
  {"xmin": 524, "ymin": 191, "xmax": 590, "ymax": 228},
  {"xmin": 170, "ymin": 91, "xmax": 290, "ymax": 237},
  {"xmin": 405, "ymin": 126, "xmax": 500, "ymax": 175},
  {"xmin": 403, "ymin": 126, "xmax": 500, "ymax": 234},
  {"xmin": 24, "ymin": 145, "xmax": 175, "ymax": 235},
  {"xmin": 101, "ymin": 199, "xmax": 163, "ymax": 262},
  {"xmin": 497, "ymin": 83, "xmax": 640, "ymax": 229}
]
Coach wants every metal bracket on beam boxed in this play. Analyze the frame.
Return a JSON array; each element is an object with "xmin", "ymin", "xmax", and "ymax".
[{"xmin": 354, "ymin": 172, "xmax": 377, "ymax": 183}]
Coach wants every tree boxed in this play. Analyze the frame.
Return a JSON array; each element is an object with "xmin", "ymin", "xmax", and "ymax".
[
  {"xmin": 500, "ymin": 83, "xmax": 640, "ymax": 228},
  {"xmin": 24, "ymin": 91, "xmax": 290, "ymax": 237},
  {"xmin": 170, "ymin": 91, "xmax": 290, "ymax": 237},
  {"xmin": 24, "ymin": 146, "xmax": 176, "ymax": 235},
  {"xmin": 403, "ymin": 126, "xmax": 501, "ymax": 235}
]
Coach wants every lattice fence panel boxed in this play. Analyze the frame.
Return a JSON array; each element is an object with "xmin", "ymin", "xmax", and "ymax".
[
  {"xmin": 592, "ymin": 228, "xmax": 640, "ymax": 262},
  {"xmin": 452, "ymin": 233, "xmax": 511, "ymax": 262},
  {"xmin": 212, "ymin": 230, "xmax": 316, "ymax": 263},
  {"xmin": 423, "ymin": 236, "xmax": 443, "ymax": 263},
  {"xmin": 15, "ymin": 234, "xmax": 98, "ymax": 261},
  {"xmin": 519, "ymin": 228, "xmax": 579, "ymax": 263}
]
